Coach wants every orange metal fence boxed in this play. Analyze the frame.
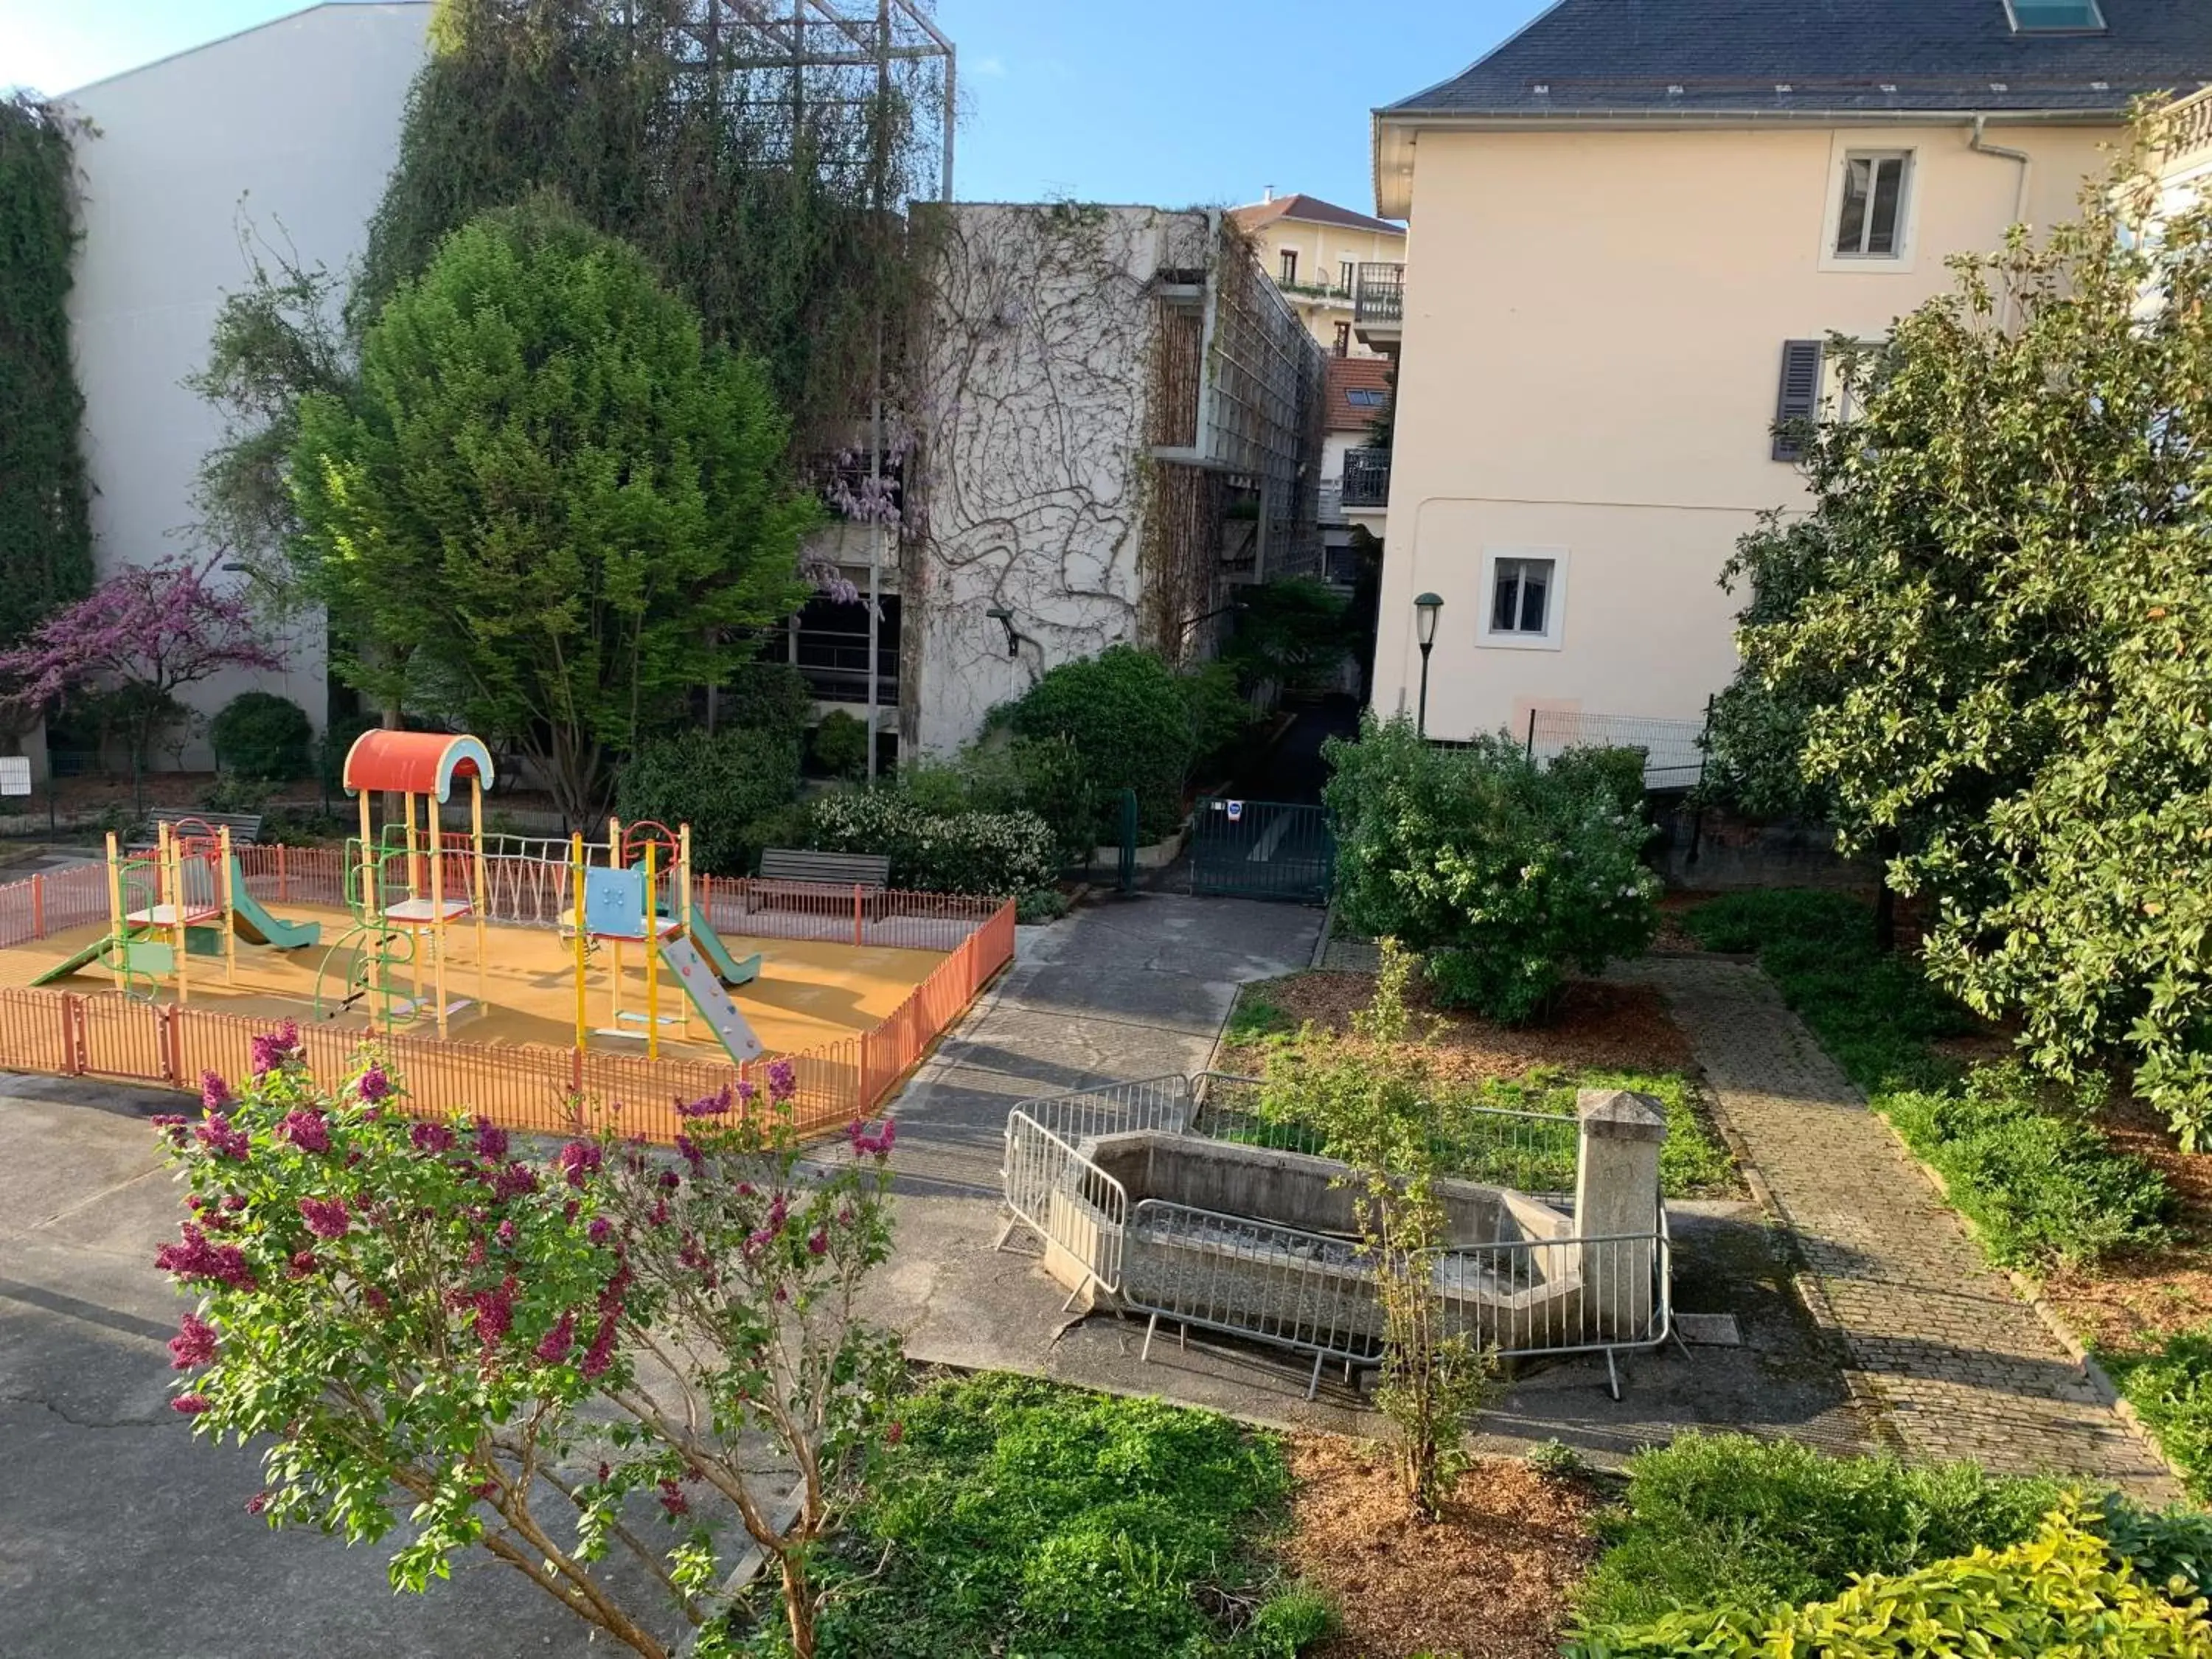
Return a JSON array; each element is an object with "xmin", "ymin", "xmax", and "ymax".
[{"xmin": 0, "ymin": 854, "xmax": 1015, "ymax": 1141}]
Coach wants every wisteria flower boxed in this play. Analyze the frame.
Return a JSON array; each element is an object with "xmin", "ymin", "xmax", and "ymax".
[{"xmin": 167, "ymin": 1312, "xmax": 218, "ymax": 1371}]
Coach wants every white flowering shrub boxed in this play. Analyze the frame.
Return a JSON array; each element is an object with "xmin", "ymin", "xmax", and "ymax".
[{"xmin": 806, "ymin": 790, "xmax": 1057, "ymax": 897}]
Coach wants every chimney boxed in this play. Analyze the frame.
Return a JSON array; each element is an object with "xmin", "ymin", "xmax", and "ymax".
[{"xmin": 1262, "ymin": 185, "xmax": 1274, "ymax": 203}]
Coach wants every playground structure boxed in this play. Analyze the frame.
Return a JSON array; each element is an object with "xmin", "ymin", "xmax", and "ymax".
[
  {"xmin": 32, "ymin": 820, "xmax": 322, "ymax": 1002},
  {"xmin": 563, "ymin": 818, "xmax": 765, "ymax": 1062},
  {"xmin": 321, "ymin": 731, "xmax": 494, "ymax": 1040}
]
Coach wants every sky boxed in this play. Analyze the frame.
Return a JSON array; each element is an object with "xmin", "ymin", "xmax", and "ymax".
[{"xmin": 0, "ymin": 0, "xmax": 1544, "ymax": 215}]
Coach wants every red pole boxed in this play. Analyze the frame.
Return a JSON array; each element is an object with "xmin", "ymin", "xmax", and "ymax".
[
  {"xmin": 853, "ymin": 883, "xmax": 863, "ymax": 947},
  {"xmin": 278, "ymin": 844, "xmax": 288, "ymax": 902},
  {"xmin": 31, "ymin": 873, "xmax": 44, "ymax": 939}
]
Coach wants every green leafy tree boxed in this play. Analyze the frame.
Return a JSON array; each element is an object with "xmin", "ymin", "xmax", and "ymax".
[
  {"xmin": 291, "ymin": 197, "xmax": 816, "ymax": 824},
  {"xmin": 1718, "ymin": 118, "xmax": 2212, "ymax": 1144},
  {"xmin": 998, "ymin": 645, "xmax": 1202, "ymax": 840},
  {"xmin": 154, "ymin": 1033, "xmax": 902, "ymax": 1659},
  {"xmin": 0, "ymin": 94, "xmax": 94, "ymax": 662},
  {"xmin": 614, "ymin": 728, "xmax": 803, "ymax": 877},
  {"xmin": 1324, "ymin": 715, "xmax": 1659, "ymax": 1023}
]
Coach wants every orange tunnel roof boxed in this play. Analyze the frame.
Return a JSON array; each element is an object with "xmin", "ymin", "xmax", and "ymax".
[{"xmin": 341, "ymin": 731, "xmax": 495, "ymax": 802}]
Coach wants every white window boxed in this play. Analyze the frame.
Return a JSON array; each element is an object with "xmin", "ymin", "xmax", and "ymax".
[
  {"xmin": 2005, "ymin": 0, "xmax": 2104, "ymax": 32},
  {"xmin": 1279, "ymin": 248, "xmax": 1298, "ymax": 285},
  {"xmin": 1338, "ymin": 257, "xmax": 1354, "ymax": 293},
  {"xmin": 1834, "ymin": 152, "xmax": 1911, "ymax": 258},
  {"xmin": 1478, "ymin": 549, "xmax": 1567, "ymax": 650}
]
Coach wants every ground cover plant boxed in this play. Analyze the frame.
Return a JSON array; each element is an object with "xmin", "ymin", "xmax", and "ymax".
[{"xmin": 748, "ymin": 1373, "xmax": 1329, "ymax": 1658}]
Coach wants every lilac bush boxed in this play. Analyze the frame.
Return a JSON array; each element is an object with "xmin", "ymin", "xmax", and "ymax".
[{"xmin": 153, "ymin": 1039, "xmax": 902, "ymax": 1659}]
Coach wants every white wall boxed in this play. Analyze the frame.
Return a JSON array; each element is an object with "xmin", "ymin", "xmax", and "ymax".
[{"xmin": 64, "ymin": 2, "xmax": 432, "ymax": 759}]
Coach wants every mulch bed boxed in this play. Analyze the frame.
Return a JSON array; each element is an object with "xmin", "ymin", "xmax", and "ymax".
[
  {"xmin": 1231, "ymin": 970, "xmax": 1694, "ymax": 1081},
  {"xmin": 1276, "ymin": 1436, "xmax": 1600, "ymax": 1659},
  {"xmin": 2046, "ymin": 1093, "xmax": 2212, "ymax": 1349}
]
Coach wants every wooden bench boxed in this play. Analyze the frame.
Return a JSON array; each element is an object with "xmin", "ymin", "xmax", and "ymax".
[
  {"xmin": 129, "ymin": 808, "xmax": 264, "ymax": 853},
  {"xmin": 746, "ymin": 848, "xmax": 892, "ymax": 917}
]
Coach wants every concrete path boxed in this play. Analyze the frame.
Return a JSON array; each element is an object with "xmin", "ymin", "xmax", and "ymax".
[{"xmin": 1625, "ymin": 956, "xmax": 2182, "ymax": 1503}]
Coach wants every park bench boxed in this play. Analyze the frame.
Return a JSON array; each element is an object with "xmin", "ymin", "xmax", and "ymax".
[
  {"xmin": 129, "ymin": 807, "xmax": 264, "ymax": 854},
  {"xmin": 746, "ymin": 848, "xmax": 892, "ymax": 917}
]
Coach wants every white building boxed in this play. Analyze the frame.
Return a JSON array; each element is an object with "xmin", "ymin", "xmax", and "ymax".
[{"xmin": 60, "ymin": 1, "xmax": 434, "ymax": 759}]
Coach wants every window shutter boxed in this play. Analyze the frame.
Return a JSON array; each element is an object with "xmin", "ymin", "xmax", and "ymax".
[{"xmin": 1772, "ymin": 339, "xmax": 1824, "ymax": 462}]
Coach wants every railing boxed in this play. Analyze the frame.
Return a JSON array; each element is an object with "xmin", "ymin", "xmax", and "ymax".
[
  {"xmin": 1340, "ymin": 448, "xmax": 1391, "ymax": 508},
  {"xmin": 2159, "ymin": 86, "xmax": 2212, "ymax": 179},
  {"xmin": 0, "ymin": 853, "xmax": 1018, "ymax": 1140},
  {"xmin": 1354, "ymin": 263, "xmax": 1405, "ymax": 326},
  {"xmin": 1523, "ymin": 709, "xmax": 1709, "ymax": 793},
  {"xmin": 1279, "ymin": 279, "xmax": 1354, "ymax": 303},
  {"xmin": 1003, "ymin": 1109, "xmax": 1133, "ymax": 1306}
]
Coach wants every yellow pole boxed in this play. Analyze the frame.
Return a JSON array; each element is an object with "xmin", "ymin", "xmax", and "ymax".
[
  {"xmin": 470, "ymin": 775, "xmax": 488, "ymax": 1009},
  {"xmin": 357, "ymin": 790, "xmax": 373, "ymax": 914},
  {"xmin": 105, "ymin": 831, "xmax": 125, "ymax": 995},
  {"xmin": 164, "ymin": 823, "xmax": 188, "ymax": 1006},
  {"xmin": 607, "ymin": 818, "xmax": 624, "ymax": 1029},
  {"xmin": 644, "ymin": 840, "xmax": 660, "ymax": 1060},
  {"xmin": 571, "ymin": 832, "xmax": 587, "ymax": 1050},
  {"xmin": 430, "ymin": 791, "xmax": 448, "ymax": 1037},
  {"xmin": 404, "ymin": 792, "xmax": 420, "ymax": 899},
  {"xmin": 220, "ymin": 825, "xmax": 237, "ymax": 985}
]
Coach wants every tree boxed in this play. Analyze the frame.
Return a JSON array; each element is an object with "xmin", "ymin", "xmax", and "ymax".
[
  {"xmin": 290, "ymin": 196, "xmax": 818, "ymax": 824},
  {"xmin": 1323, "ymin": 715, "xmax": 1659, "ymax": 1023},
  {"xmin": 1715, "ymin": 117, "xmax": 2212, "ymax": 1144},
  {"xmin": 0, "ymin": 557, "xmax": 282, "ymax": 777},
  {"xmin": 154, "ymin": 1033, "xmax": 902, "ymax": 1659}
]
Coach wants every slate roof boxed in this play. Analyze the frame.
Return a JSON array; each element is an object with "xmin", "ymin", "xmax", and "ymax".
[
  {"xmin": 1385, "ymin": 0, "xmax": 2212, "ymax": 119},
  {"xmin": 1229, "ymin": 193, "xmax": 1405, "ymax": 235},
  {"xmin": 1322, "ymin": 356, "xmax": 1394, "ymax": 432}
]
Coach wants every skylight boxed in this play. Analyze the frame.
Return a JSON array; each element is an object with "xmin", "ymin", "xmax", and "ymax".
[{"xmin": 2005, "ymin": 0, "xmax": 2106, "ymax": 32}]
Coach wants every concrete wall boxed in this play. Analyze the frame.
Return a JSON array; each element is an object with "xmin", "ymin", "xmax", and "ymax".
[
  {"xmin": 63, "ymin": 2, "xmax": 434, "ymax": 756},
  {"xmin": 1374, "ymin": 120, "xmax": 2117, "ymax": 741}
]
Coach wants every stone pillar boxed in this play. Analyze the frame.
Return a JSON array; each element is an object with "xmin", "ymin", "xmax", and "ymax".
[{"xmin": 1573, "ymin": 1088, "xmax": 1667, "ymax": 1340}]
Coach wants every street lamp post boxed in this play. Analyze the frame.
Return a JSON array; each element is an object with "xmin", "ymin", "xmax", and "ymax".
[{"xmin": 1413, "ymin": 592, "xmax": 1443, "ymax": 737}]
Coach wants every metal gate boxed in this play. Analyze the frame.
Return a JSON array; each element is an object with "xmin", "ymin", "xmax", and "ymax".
[{"xmin": 1189, "ymin": 797, "xmax": 1332, "ymax": 902}]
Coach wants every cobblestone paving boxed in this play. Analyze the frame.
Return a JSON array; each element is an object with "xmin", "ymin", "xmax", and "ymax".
[{"xmin": 1626, "ymin": 955, "xmax": 2182, "ymax": 1501}]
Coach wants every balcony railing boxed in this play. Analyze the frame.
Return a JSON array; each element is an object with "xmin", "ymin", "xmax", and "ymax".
[
  {"xmin": 1341, "ymin": 448, "xmax": 1391, "ymax": 509},
  {"xmin": 2159, "ymin": 86, "xmax": 2212, "ymax": 181},
  {"xmin": 1354, "ymin": 264, "xmax": 1404, "ymax": 327},
  {"xmin": 1280, "ymin": 279, "xmax": 1354, "ymax": 303}
]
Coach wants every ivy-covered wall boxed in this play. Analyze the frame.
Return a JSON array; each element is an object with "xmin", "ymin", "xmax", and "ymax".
[{"xmin": 0, "ymin": 94, "xmax": 93, "ymax": 654}]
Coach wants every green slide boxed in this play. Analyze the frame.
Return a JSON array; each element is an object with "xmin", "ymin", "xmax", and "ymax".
[
  {"xmin": 29, "ymin": 936, "xmax": 116, "ymax": 987},
  {"xmin": 686, "ymin": 918, "xmax": 762, "ymax": 988},
  {"xmin": 31, "ymin": 936, "xmax": 174, "ymax": 988},
  {"xmin": 229, "ymin": 858, "xmax": 321, "ymax": 949}
]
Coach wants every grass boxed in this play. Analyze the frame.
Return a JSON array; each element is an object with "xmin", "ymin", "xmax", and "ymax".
[{"xmin": 740, "ymin": 1374, "xmax": 1332, "ymax": 1658}]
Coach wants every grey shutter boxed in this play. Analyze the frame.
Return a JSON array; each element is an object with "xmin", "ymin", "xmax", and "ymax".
[{"xmin": 1772, "ymin": 339, "xmax": 1824, "ymax": 462}]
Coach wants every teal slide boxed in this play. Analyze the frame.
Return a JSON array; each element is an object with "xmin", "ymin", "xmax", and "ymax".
[
  {"xmin": 686, "ymin": 917, "xmax": 762, "ymax": 988},
  {"xmin": 229, "ymin": 858, "xmax": 321, "ymax": 949}
]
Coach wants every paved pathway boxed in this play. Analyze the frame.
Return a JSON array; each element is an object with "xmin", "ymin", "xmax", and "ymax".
[{"xmin": 1626, "ymin": 956, "xmax": 2180, "ymax": 1501}]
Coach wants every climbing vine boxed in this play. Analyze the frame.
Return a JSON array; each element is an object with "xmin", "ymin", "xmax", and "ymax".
[{"xmin": 0, "ymin": 94, "xmax": 94, "ymax": 658}]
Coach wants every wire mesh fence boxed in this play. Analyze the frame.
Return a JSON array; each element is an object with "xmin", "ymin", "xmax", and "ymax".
[{"xmin": 1523, "ymin": 709, "xmax": 1708, "ymax": 792}]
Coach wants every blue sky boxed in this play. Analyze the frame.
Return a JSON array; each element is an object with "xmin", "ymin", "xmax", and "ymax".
[{"xmin": 0, "ymin": 0, "xmax": 1541, "ymax": 215}]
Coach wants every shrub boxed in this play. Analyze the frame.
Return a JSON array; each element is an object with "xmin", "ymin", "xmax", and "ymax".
[
  {"xmin": 1568, "ymin": 1432, "xmax": 2071, "ymax": 1636},
  {"xmin": 1545, "ymin": 744, "xmax": 1647, "ymax": 819},
  {"xmin": 718, "ymin": 659, "xmax": 815, "ymax": 745},
  {"xmin": 1222, "ymin": 576, "xmax": 1349, "ymax": 695},
  {"xmin": 1001, "ymin": 645, "xmax": 1197, "ymax": 840},
  {"xmin": 209, "ymin": 692, "xmax": 313, "ymax": 781},
  {"xmin": 805, "ymin": 788, "xmax": 1057, "ymax": 897},
  {"xmin": 809, "ymin": 709, "xmax": 869, "ymax": 779},
  {"xmin": 198, "ymin": 773, "xmax": 274, "ymax": 816},
  {"xmin": 1324, "ymin": 716, "xmax": 1659, "ymax": 1024},
  {"xmin": 1572, "ymin": 1509, "xmax": 2212, "ymax": 1659},
  {"xmin": 941, "ymin": 733, "xmax": 1102, "ymax": 865},
  {"xmin": 613, "ymin": 726, "xmax": 801, "ymax": 876},
  {"xmin": 1180, "ymin": 656, "xmax": 1257, "ymax": 768},
  {"xmin": 1015, "ymin": 887, "xmax": 1069, "ymax": 925},
  {"xmin": 2101, "ymin": 1331, "xmax": 2212, "ymax": 1506}
]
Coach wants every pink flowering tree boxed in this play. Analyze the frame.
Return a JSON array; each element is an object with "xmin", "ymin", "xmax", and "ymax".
[
  {"xmin": 152, "ymin": 1028, "xmax": 902, "ymax": 1659},
  {"xmin": 0, "ymin": 555, "xmax": 282, "ymax": 777}
]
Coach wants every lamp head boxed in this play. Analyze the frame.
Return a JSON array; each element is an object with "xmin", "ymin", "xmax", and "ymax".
[{"xmin": 1413, "ymin": 591, "xmax": 1444, "ymax": 649}]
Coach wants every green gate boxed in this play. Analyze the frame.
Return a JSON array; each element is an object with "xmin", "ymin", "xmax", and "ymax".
[
  {"xmin": 1189, "ymin": 798, "xmax": 1333, "ymax": 902},
  {"xmin": 1115, "ymin": 788, "xmax": 1138, "ymax": 895}
]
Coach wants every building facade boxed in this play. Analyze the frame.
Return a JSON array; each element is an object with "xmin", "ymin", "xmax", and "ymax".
[
  {"xmin": 62, "ymin": 1, "xmax": 435, "ymax": 755},
  {"xmin": 1366, "ymin": 0, "xmax": 2212, "ymax": 749},
  {"xmin": 1228, "ymin": 192, "xmax": 1405, "ymax": 361}
]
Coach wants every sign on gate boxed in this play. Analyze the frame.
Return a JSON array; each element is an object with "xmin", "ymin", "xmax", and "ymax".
[
  {"xmin": 1189, "ymin": 797, "xmax": 1333, "ymax": 903},
  {"xmin": 0, "ymin": 757, "xmax": 28, "ymax": 798}
]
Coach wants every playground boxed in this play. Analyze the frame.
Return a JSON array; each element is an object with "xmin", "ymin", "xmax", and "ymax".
[{"xmin": 0, "ymin": 731, "xmax": 1016, "ymax": 1138}]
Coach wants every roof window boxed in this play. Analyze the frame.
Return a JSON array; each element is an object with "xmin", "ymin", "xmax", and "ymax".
[{"xmin": 2004, "ymin": 0, "xmax": 2105, "ymax": 32}]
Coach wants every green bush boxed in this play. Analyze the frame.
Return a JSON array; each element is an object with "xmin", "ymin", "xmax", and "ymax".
[
  {"xmin": 2102, "ymin": 1332, "xmax": 2212, "ymax": 1506},
  {"xmin": 718, "ymin": 659, "xmax": 815, "ymax": 745},
  {"xmin": 769, "ymin": 1374, "xmax": 1306, "ymax": 1658},
  {"xmin": 805, "ymin": 788, "xmax": 1057, "ymax": 897},
  {"xmin": 1222, "ymin": 577, "xmax": 1349, "ymax": 695},
  {"xmin": 1323, "ymin": 716, "xmax": 1659, "ymax": 1023},
  {"xmin": 1545, "ymin": 744, "xmax": 1648, "ymax": 820},
  {"xmin": 809, "ymin": 709, "xmax": 869, "ymax": 779},
  {"xmin": 1001, "ymin": 645, "xmax": 1197, "ymax": 840},
  {"xmin": 1569, "ymin": 1432, "xmax": 2070, "ymax": 1636},
  {"xmin": 1884, "ymin": 1065, "xmax": 2172, "ymax": 1269},
  {"xmin": 1180, "ymin": 656, "xmax": 1257, "ymax": 768},
  {"xmin": 1015, "ymin": 887, "xmax": 1070, "ymax": 925},
  {"xmin": 209, "ymin": 692, "xmax": 313, "ymax": 781},
  {"xmin": 1571, "ymin": 1509, "xmax": 2212, "ymax": 1659},
  {"xmin": 944, "ymin": 734, "xmax": 1102, "ymax": 866},
  {"xmin": 613, "ymin": 727, "xmax": 801, "ymax": 876},
  {"xmin": 198, "ymin": 773, "xmax": 274, "ymax": 816}
]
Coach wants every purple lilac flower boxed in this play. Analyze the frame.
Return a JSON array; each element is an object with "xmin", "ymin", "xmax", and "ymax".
[
  {"xmin": 587, "ymin": 1217, "xmax": 613, "ymax": 1245},
  {"xmin": 472, "ymin": 1277, "xmax": 518, "ymax": 1354},
  {"xmin": 674, "ymin": 1135, "xmax": 704, "ymax": 1175},
  {"xmin": 675, "ymin": 1085, "xmax": 732, "ymax": 1119},
  {"xmin": 248, "ymin": 1022, "xmax": 302, "ymax": 1079},
  {"xmin": 288, "ymin": 1249, "xmax": 319, "ymax": 1279},
  {"xmin": 298, "ymin": 1197, "xmax": 350, "ymax": 1240},
  {"xmin": 246, "ymin": 1492, "xmax": 269, "ymax": 1515},
  {"xmin": 195, "ymin": 1113, "xmax": 251, "ymax": 1161},
  {"xmin": 493, "ymin": 1163, "xmax": 538, "ymax": 1201},
  {"xmin": 154, "ymin": 1224, "xmax": 256, "ymax": 1290},
  {"xmin": 355, "ymin": 1062, "xmax": 392, "ymax": 1105},
  {"xmin": 198, "ymin": 1072, "xmax": 230, "ymax": 1113},
  {"xmin": 533, "ymin": 1310, "xmax": 577, "ymax": 1365},
  {"xmin": 657, "ymin": 1480, "xmax": 689, "ymax": 1517},
  {"xmin": 171, "ymin": 1393, "xmax": 211, "ymax": 1416},
  {"xmin": 473, "ymin": 1121, "xmax": 509, "ymax": 1161},
  {"xmin": 807, "ymin": 1229, "xmax": 828, "ymax": 1257},
  {"xmin": 557, "ymin": 1141, "xmax": 601, "ymax": 1189},
  {"xmin": 167, "ymin": 1312, "xmax": 218, "ymax": 1370},
  {"xmin": 410, "ymin": 1121, "xmax": 455, "ymax": 1154},
  {"xmin": 766, "ymin": 1059, "xmax": 797, "ymax": 1103},
  {"xmin": 495, "ymin": 1217, "xmax": 517, "ymax": 1248},
  {"xmin": 279, "ymin": 1109, "xmax": 330, "ymax": 1155}
]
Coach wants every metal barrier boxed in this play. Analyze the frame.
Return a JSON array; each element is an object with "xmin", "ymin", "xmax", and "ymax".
[{"xmin": 998, "ymin": 1069, "xmax": 1671, "ymax": 1399}]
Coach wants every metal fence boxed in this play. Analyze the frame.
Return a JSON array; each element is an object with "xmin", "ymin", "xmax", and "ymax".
[
  {"xmin": 1524, "ymin": 709, "xmax": 1708, "ymax": 793},
  {"xmin": 998, "ymin": 1070, "xmax": 1670, "ymax": 1398},
  {"xmin": 1189, "ymin": 798, "xmax": 1333, "ymax": 903}
]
